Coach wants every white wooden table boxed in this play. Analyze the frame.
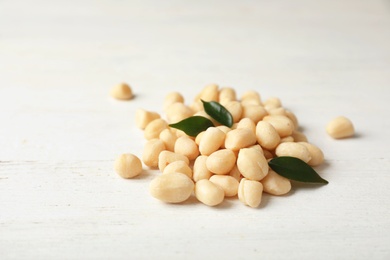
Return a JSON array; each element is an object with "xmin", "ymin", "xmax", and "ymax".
[{"xmin": 1, "ymin": 0, "xmax": 390, "ymax": 259}]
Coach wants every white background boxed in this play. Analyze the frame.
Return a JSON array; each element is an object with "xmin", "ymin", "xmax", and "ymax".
[{"xmin": 1, "ymin": 0, "xmax": 390, "ymax": 259}]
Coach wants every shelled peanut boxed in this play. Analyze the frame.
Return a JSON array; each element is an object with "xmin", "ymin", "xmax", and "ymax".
[{"xmin": 133, "ymin": 84, "xmax": 326, "ymax": 208}]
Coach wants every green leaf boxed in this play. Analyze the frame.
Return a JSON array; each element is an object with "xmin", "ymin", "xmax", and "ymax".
[
  {"xmin": 169, "ymin": 116, "xmax": 214, "ymax": 137},
  {"xmin": 268, "ymin": 156, "xmax": 328, "ymax": 184},
  {"xmin": 201, "ymin": 100, "xmax": 233, "ymax": 127}
]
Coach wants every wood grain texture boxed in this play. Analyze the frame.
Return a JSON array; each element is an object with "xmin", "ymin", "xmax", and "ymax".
[{"xmin": 1, "ymin": 0, "xmax": 390, "ymax": 259}]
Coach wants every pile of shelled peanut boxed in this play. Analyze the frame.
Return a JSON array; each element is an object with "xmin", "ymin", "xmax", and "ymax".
[{"xmin": 114, "ymin": 84, "xmax": 327, "ymax": 208}]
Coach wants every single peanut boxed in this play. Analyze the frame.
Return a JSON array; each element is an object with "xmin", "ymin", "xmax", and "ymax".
[
  {"xmin": 209, "ymin": 175, "xmax": 239, "ymax": 197},
  {"xmin": 262, "ymin": 115, "xmax": 294, "ymax": 138},
  {"xmin": 195, "ymin": 131, "xmax": 205, "ymax": 146},
  {"xmin": 275, "ymin": 142, "xmax": 311, "ymax": 163},
  {"xmin": 142, "ymin": 139, "xmax": 166, "ymax": 168},
  {"xmin": 193, "ymin": 110, "xmax": 218, "ymax": 125},
  {"xmin": 236, "ymin": 118, "xmax": 256, "ymax": 135},
  {"xmin": 174, "ymin": 136, "xmax": 199, "ymax": 161},
  {"xmin": 261, "ymin": 169, "xmax": 291, "ymax": 195},
  {"xmin": 291, "ymin": 130, "xmax": 308, "ymax": 142},
  {"xmin": 197, "ymin": 83, "xmax": 219, "ymax": 102},
  {"xmin": 237, "ymin": 148, "xmax": 269, "ymax": 181},
  {"xmin": 298, "ymin": 142, "xmax": 324, "ymax": 166},
  {"xmin": 241, "ymin": 105, "xmax": 268, "ymax": 123},
  {"xmin": 114, "ymin": 153, "xmax": 143, "ymax": 179},
  {"xmin": 241, "ymin": 90, "xmax": 262, "ymax": 106},
  {"xmin": 224, "ymin": 101, "xmax": 243, "ymax": 123},
  {"xmin": 326, "ymin": 116, "xmax": 355, "ymax": 139},
  {"xmin": 280, "ymin": 136, "xmax": 294, "ymax": 143},
  {"xmin": 162, "ymin": 160, "xmax": 193, "ymax": 179},
  {"xmin": 144, "ymin": 118, "xmax": 168, "ymax": 140},
  {"xmin": 149, "ymin": 172, "xmax": 194, "ymax": 203},
  {"xmin": 219, "ymin": 87, "xmax": 237, "ymax": 103},
  {"xmin": 135, "ymin": 109, "xmax": 161, "ymax": 129},
  {"xmin": 110, "ymin": 83, "xmax": 133, "ymax": 100},
  {"xmin": 285, "ymin": 110, "xmax": 299, "ymax": 129},
  {"xmin": 266, "ymin": 107, "xmax": 286, "ymax": 116},
  {"xmin": 206, "ymin": 149, "xmax": 236, "ymax": 175},
  {"xmin": 193, "ymin": 155, "xmax": 212, "ymax": 182},
  {"xmin": 159, "ymin": 128, "xmax": 177, "ymax": 151},
  {"xmin": 195, "ymin": 179, "xmax": 225, "ymax": 206},
  {"xmin": 163, "ymin": 92, "xmax": 184, "ymax": 111},
  {"xmin": 190, "ymin": 99, "xmax": 203, "ymax": 113},
  {"xmin": 199, "ymin": 127, "xmax": 226, "ymax": 156},
  {"xmin": 225, "ymin": 128, "xmax": 257, "ymax": 151},
  {"xmin": 263, "ymin": 97, "xmax": 281, "ymax": 109},
  {"xmin": 158, "ymin": 151, "xmax": 189, "ymax": 172},
  {"xmin": 238, "ymin": 178, "xmax": 263, "ymax": 208},
  {"xmin": 255, "ymin": 121, "xmax": 281, "ymax": 150},
  {"xmin": 165, "ymin": 102, "xmax": 193, "ymax": 123}
]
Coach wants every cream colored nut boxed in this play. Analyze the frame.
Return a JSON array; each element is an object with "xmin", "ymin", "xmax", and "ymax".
[
  {"xmin": 190, "ymin": 99, "xmax": 204, "ymax": 113},
  {"xmin": 172, "ymin": 128, "xmax": 187, "ymax": 138},
  {"xmin": 241, "ymin": 105, "xmax": 268, "ymax": 123},
  {"xmin": 298, "ymin": 142, "xmax": 324, "ymax": 166},
  {"xmin": 149, "ymin": 172, "xmax": 194, "ymax": 203},
  {"xmin": 144, "ymin": 118, "xmax": 169, "ymax": 140},
  {"xmin": 110, "ymin": 83, "xmax": 133, "ymax": 100},
  {"xmin": 266, "ymin": 107, "xmax": 286, "ymax": 116},
  {"xmin": 228, "ymin": 165, "xmax": 242, "ymax": 181},
  {"xmin": 193, "ymin": 155, "xmax": 212, "ymax": 182},
  {"xmin": 236, "ymin": 118, "xmax": 256, "ymax": 135},
  {"xmin": 217, "ymin": 126, "xmax": 231, "ymax": 149},
  {"xmin": 326, "ymin": 116, "xmax": 355, "ymax": 139},
  {"xmin": 291, "ymin": 130, "xmax": 308, "ymax": 142},
  {"xmin": 285, "ymin": 110, "xmax": 299, "ymax": 129},
  {"xmin": 193, "ymin": 110, "xmax": 218, "ymax": 125},
  {"xmin": 255, "ymin": 121, "xmax": 281, "ymax": 150},
  {"xmin": 224, "ymin": 101, "xmax": 243, "ymax": 123},
  {"xmin": 158, "ymin": 151, "xmax": 190, "ymax": 172},
  {"xmin": 159, "ymin": 128, "xmax": 177, "ymax": 152},
  {"xmin": 198, "ymin": 83, "xmax": 219, "ymax": 102},
  {"xmin": 206, "ymin": 149, "xmax": 236, "ymax": 175},
  {"xmin": 237, "ymin": 148, "xmax": 269, "ymax": 181},
  {"xmin": 142, "ymin": 139, "xmax": 166, "ymax": 168},
  {"xmin": 263, "ymin": 115, "xmax": 294, "ymax": 138},
  {"xmin": 209, "ymin": 175, "xmax": 239, "ymax": 197},
  {"xmin": 248, "ymin": 144, "xmax": 264, "ymax": 154},
  {"xmin": 275, "ymin": 142, "xmax": 311, "ymax": 163},
  {"xmin": 199, "ymin": 127, "xmax": 226, "ymax": 156},
  {"xmin": 114, "ymin": 153, "xmax": 143, "ymax": 179},
  {"xmin": 280, "ymin": 136, "xmax": 294, "ymax": 143},
  {"xmin": 195, "ymin": 131, "xmax": 205, "ymax": 146},
  {"xmin": 163, "ymin": 92, "xmax": 184, "ymax": 111},
  {"xmin": 135, "ymin": 109, "xmax": 161, "ymax": 129},
  {"xmin": 165, "ymin": 102, "xmax": 193, "ymax": 123},
  {"xmin": 225, "ymin": 128, "xmax": 257, "ymax": 151},
  {"xmin": 263, "ymin": 97, "xmax": 281, "ymax": 109},
  {"xmin": 241, "ymin": 90, "xmax": 262, "ymax": 106},
  {"xmin": 219, "ymin": 87, "xmax": 237, "ymax": 103},
  {"xmin": 238, "ymin": 178, "xmax": 263, "ymax": 208},
  {"xmin": 261, "ymin": 169, "xmax": 291, "ymax": 195},
  {"xmin": 174, "ymin": 136, "xmax": 199, "ymax": 161},
  {"xmin": 162, "ymin": 160, "xmax": 193, "ymax": 179},
  {"xmin": 195, "ymin": 179, "xmax": 225, "ymax": 206}
]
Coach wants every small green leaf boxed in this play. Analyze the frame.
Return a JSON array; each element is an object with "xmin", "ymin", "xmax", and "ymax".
[
  {"xmin": 268, "ymin": 156, "xmax": 328, "ymax": 184},
  {"xmin": 169, "ymin": 116, "xmax": 214, "ymax": 137},
  {"xmin": 201, "ymin": 100, "xmax": 233, "ymax": 127}
]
